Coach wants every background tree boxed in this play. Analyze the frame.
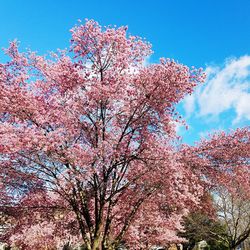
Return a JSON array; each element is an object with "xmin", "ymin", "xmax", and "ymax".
[
  {"xmin": 0, "ymin": 19, "xmax": 205, "ymax": 250},
  {"xmin": 213, "ymin": 187, "xmax": 250, "ymax": 250},
  {"xmin": 179, "ymin": 211, "xmax": 228, "ymax": 250},
  {"xmin": 180, "ymin": 128, "xmax": 250, "ymax": 250}
]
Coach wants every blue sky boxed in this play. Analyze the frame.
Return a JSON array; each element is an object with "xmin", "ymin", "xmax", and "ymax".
[{"xmin": 1, "ymin": 0, "xmax": 249, "ymax": 144}]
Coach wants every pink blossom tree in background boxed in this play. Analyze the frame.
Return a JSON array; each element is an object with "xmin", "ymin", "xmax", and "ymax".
[
  {"xmin": 0, "ymin": 20, "xmax": 249, "ymax": 250},
  {"xmin": 182, "ymin": 128, "xmax": 250, "ymax": 196},
  {"xmin": 180, "ymin": 128, "xmax": 250, "ymax": 250}
]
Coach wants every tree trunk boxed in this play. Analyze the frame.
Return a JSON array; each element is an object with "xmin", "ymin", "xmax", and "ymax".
[
  {"xmin": 92, "ymin": 239, "xmax": 100, "ymax": 250},
  {"xmin": 229, "ymin": 247, "xmax": 237, "ymax": 250}
]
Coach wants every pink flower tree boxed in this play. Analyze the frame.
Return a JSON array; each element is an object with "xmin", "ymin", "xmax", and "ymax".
[
  {"xmin": 181, "ymin": 128, "xmax": 250, "ymax": 196},
  {"xmin": 179, "ymin": 128, "xmax": 250, "ymax": 250},
  {"xmin": 1, "ymin": 20, "xmax": 247, "ymax": 250}
]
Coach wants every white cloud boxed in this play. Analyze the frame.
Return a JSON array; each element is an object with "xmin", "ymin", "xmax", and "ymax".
[
  {"xmin": 183, "ymin": 55, "xmax": 250, "ymax": 123},
  {"xmin": 183, "ymin": 94, "xmax": 195, "ymax": 116}
]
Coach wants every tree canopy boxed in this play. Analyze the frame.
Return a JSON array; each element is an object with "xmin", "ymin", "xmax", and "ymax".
[{"xmin": 0, "ymin": 20, "xmax": 249, "ymax": 250}]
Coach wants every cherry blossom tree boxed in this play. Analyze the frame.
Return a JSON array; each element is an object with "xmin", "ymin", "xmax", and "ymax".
[
  {"xmin": 184, "ymin": 128, "xmax": 250, "ymax": 195},
  {"xmin": 180, "ymin": 128, "xmax": 250, "ymax": 250},
  {"xmin": 1, "ymin": 19, "xmax": 248, "ymax": 250}
]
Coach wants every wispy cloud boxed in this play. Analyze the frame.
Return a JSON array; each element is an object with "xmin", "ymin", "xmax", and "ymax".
[{"xmin": 183, "ymin": 55, "xmax": 250, "ymax": 124}]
